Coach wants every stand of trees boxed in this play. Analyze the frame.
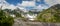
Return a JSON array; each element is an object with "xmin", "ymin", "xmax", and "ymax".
[{"xmin": 0, "ymin": 10, "xmax": 14, "ymax": 26}]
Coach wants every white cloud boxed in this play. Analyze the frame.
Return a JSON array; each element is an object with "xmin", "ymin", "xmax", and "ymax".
[
  {"xmin": 0, "ymin": 0, "xmax": 49, "ymax": 11},
  {"xmin": 37, "ymin": 4, "xmax": 48, "ymax": 9},
  {"xmin": 0, "ymin": 0, "xmax": 17, "ymax": 10},
  {"xmin": 45, "ymin": 0, "xmax": 60, "ymax": 6},
  {"xmin": 17, "ymin": 0, "xmax": 49, "ymax": 11},
  {"xmin": 19, "ymin": 1, "xmax": 35, "ymax": 7},
  {"xmin": 2, "ymin": 4, "xmax": 17, "ymax": 10},
  {"xmin": 0, "ymin": 0, "xmax": 5, "ymax": 2},
  {"xmin": 16, "ymin": 1, "xmax": 36, "ymax": 12}
]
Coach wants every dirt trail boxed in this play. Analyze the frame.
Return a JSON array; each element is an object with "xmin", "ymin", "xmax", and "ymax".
[{"xmin": 13, "ymin": 18, "xmax": 60, "ymax": 26}]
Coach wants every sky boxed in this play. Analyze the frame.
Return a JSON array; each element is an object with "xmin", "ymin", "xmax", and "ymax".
[
  {"xmin": 6, "ymin": 0, "xmax": 22, "ymax": 5},
  {"xmin": 0, "ymin": 0, "xmax": 60, "ymax": 10}
]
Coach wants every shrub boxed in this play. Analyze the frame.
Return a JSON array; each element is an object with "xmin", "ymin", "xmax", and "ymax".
[{"xmin": 0, "ymin": 10, "xmax": 14, "ymax": 26}]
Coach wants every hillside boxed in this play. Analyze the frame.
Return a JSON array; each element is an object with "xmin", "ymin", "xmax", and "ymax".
[{"xmin": 36, "ymin": 4, "xmax": 60, "ymax": 23}]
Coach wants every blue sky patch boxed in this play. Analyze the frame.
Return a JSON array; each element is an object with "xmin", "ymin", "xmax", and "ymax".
[{"xmin": 6, "ymin": 0, "xmax": 22, "ymax": 5}]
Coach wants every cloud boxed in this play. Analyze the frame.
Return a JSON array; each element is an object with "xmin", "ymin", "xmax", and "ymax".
[
  {"xmin": 45, "ymin": 0, "xmax": 60, "ymax": 6},
  {"xmin": 0, "ymin": 0, "xmax": 49, "ymax": 11},
  {"xmin": 19, "ymin": 1, "xmax": 35, "ymax": 7},
  {"xmin": 0, "ymin": 0, "xmax": 17, "ymax": 10},
  {"xmin": 2, "ymin": 4, "xmax": 17, "ymax": 10},
  {"xmin": 37, "ymin": 4, "xmax": 48, "ymax": 9},
  {"xmin": 17, "ymin": 1, "xmax": 36, "ymax": 9},
  {"xmin": 16, "ymin": 1, "xmax": 36, "ymax": 12},
  {"xmin": 17, "ymin": 0, "xmax": 49, "ymax": 11}
]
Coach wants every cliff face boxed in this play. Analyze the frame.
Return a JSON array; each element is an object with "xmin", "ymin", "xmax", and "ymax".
[{"xmin": 37, "ymin": 4, "xmax": 60, "ymax": 22}]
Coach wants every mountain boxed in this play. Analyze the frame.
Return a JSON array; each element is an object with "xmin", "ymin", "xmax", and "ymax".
[{"xmin": 36, "ymin": 4, "xmax": 60, "ymax": 22}]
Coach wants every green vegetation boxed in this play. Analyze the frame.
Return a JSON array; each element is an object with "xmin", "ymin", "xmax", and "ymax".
[
  {"xmin": 36, "ymin": 4, "xmax": 60, "ymax": 23},
  {"xmin": 0, "ymin": 10, "xmax": 14, "ymax": 26}
]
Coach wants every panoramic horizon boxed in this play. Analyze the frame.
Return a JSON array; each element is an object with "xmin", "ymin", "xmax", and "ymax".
[
  {"xmin": 0, "ymin": 0, "xmax": 60, "ymax": 26},
  {"xmin": 1, "ymin": 0, "xmax": 60, "ymax": 10},
  {"xmin": 0, "ymin": 0, "xmax": 60, "ymax": 10}
]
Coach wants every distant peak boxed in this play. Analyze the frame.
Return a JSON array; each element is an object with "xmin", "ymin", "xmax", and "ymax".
[
  {"xmin": 54, "ymin": 4, "xmax": 60, "ymax": 6},
  {"xmin": 50, "ymin": 4, "xmax": 60, "ymax": 9}
]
